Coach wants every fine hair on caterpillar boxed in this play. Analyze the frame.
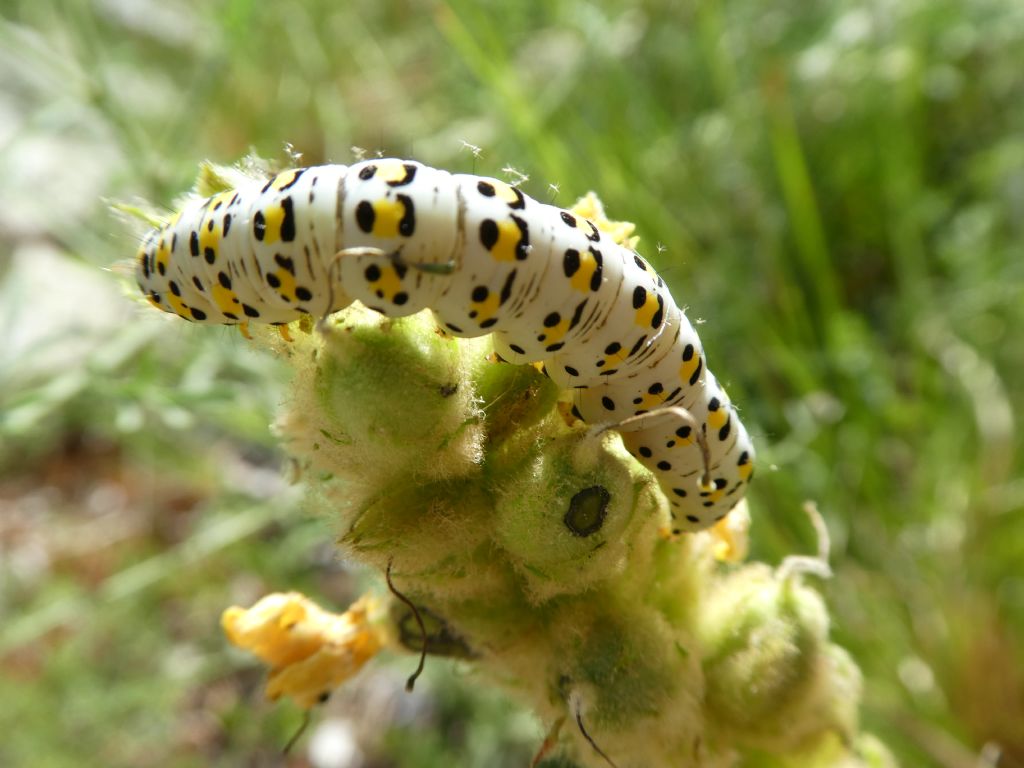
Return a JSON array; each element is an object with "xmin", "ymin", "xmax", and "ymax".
[{"xmin": 134, "ymin": 158, "xmax": 755, "ymax": 530}]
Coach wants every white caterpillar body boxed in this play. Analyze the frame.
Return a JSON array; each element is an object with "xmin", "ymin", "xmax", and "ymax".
[{"xmin": 135, "ymin": 159, "xmax": 754, "ymax": 531}]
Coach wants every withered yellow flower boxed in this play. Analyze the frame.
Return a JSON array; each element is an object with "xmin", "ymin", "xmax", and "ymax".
[{"xmin": 222, "ymin": 592, "xmax": 387, "ymax": 709}]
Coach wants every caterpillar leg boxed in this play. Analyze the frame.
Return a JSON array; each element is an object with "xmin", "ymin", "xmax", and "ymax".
[
  {"xmin": 600, "ymin": 405, "xmax": 751, "ymax": 531},
  {"xmin": 316, "ymin": 247, "xmax": 389, "ymax": 326},
  {"xmin": 597, "ymin": 406, "xmax": 712, "ymax": 488},
  {"xmin": 237, "ymin": 322, "xmax": 253, "ymax": 340},
  {"xmin": 276, "ymin": 324, "xmax": 293, "ymax": 342}
]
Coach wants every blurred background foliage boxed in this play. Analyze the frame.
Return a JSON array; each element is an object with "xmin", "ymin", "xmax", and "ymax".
[{"xmin": 0, "ymin": 0, "xmax": 1021, "ymax": 765}]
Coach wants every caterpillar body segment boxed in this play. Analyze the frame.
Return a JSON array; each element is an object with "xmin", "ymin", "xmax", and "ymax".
[{"xmin": 135, "ymin": 158, "xmax": 754, "ymax": 530}]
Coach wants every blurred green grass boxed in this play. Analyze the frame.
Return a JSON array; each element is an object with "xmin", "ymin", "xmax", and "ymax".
[{"xmin": 0, "ymin": 0, "xmax": 1021, "ymax": 765}]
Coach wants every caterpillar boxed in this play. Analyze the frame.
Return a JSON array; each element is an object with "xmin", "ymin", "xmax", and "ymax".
[{"xmin": 134, "ymin": 158, "xmax": 754, "ymax": 531}]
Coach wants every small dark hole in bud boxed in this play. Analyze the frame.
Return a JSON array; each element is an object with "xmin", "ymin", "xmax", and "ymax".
[{"xmin": 564, "ymin": 486, "xmax": 611, "ymax": 537}]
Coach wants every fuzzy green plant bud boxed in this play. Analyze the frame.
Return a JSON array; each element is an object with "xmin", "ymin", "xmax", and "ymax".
[
  {"xmin": 244, "ymin": 307, "xmax": 885, "ymax": 768},
  {"xmin": 493, "ymin": 430, "xmax": 666, "ymax": 602},
  {"xmin": 274, "ymin": 306, "xmax": 487, "ymax": 507},
  {"xmin": 698, "ymin": 564, "xmax": 863, "ymax": 753}
]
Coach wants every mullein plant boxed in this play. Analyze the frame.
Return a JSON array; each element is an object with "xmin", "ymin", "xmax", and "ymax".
[{"xmin": 135, "ymin": 162, "xmax": 893, "ymax": 767}]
